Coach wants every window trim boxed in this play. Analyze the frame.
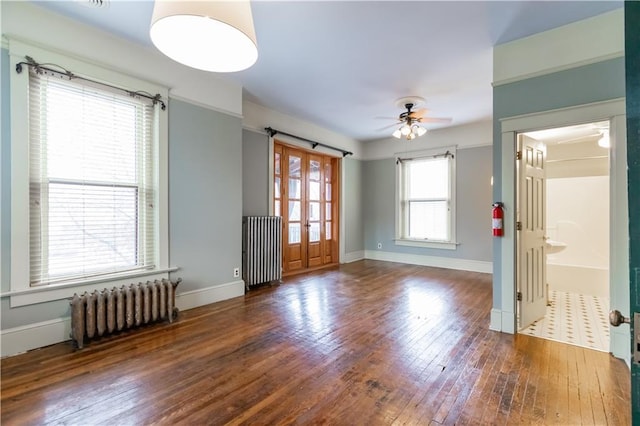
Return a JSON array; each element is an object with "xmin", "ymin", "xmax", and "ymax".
[
  {"xmin": 395, "ymin": 146, "xmax": 457, "ymax": 250},
  {"xmin": 8, "ymin": 39, "xmax": 170, "ymax": 307}
]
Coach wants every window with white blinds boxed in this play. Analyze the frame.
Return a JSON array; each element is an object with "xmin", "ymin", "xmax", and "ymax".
[
  {"xmin": 397, "ymin": 150, "xmax": 456, "ymax": 247},
  {"xmin": 28, "ymin": 69, "xmax": 157, "ymax": 286}
]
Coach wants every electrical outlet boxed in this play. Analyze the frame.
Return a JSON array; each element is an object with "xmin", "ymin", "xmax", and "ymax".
[
  {"xmin": 377, "ymin": 242, "xmax": 382, "ymax": 249},
  {"xmin": 233, "ymin": 267, "xmax": 240, "ymax": 278}
]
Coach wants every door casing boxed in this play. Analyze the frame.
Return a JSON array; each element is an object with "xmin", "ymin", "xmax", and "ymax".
[{"xmin": 493, "ymin": 98, "xmax": 629, "ymax": 361}]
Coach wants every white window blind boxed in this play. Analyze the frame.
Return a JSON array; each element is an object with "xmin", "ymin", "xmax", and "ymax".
[
  {"xmin": 29, "ymin": 69, "xmax": 157, "ymax": 286},
  {"xmin": 400, "ymin": 155, "xmax": 454, "ymax": 242}
]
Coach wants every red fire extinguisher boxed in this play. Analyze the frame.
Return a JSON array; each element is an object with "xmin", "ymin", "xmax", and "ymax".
[{"xmin": 492, "ymin": 202, "xmax": 504, "ymax": 237}]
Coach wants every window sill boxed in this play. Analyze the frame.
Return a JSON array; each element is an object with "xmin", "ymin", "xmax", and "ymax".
[
  {"xmin": 4, "ymin": 267, "xmax": 179, "ymax": 308},
  {"xmin": 394, "ymin": 239, "xmax": 458, "ymax": 250}
]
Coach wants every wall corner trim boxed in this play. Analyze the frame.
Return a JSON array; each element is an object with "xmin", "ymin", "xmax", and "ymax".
[{"xmin": 342, "ymin": 251, "xmax": 365, "ymax": 263}]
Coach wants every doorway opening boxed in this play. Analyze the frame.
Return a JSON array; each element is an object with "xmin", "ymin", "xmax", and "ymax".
[{"xmin": 516, "ymin": 121, "xmax": 611, "ymax": 352}]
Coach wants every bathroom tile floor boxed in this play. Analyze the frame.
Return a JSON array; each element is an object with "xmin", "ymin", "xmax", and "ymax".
[{"xmin": 519, "ymin": 290, "xmax": 609, "ymax": 352}]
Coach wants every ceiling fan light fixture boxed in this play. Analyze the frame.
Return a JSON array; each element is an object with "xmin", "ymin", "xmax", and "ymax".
[
  {"xmin": 414, "ymin": 125, "xmax": 427, "ymax": 137},
  {"xmin": 392, "ymin": 129, "xmax": 402, "ymax": 139},
  {"xmin": 150, "ymin": 0, "xmax": 258, "ymax": 72},
  {"xmin": 400, "ymin": 124, "xmax": 412, "ymax": 136}
]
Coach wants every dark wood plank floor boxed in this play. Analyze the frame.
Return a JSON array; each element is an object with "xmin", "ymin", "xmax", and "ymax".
[{"xmin": 1, "ymin": 260, "xmax": 631, "ymax": 425}]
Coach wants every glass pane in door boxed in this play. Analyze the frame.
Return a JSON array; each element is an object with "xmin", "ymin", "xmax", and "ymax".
[
  {"xmin": 309, "ymin": 202, "xmax": 320, "ymax": 221},
  {"xmin": 309, "ymin": 181, "xmax": 320, "ymax": 201},
  {"xmin": 289, "ymin": 156, "xmax": 301, "ymax": 178},
  {"xmin": 310, "ymin": 160, "xmax": 320, "ymax": 181},
  {"xmin": 309, "ymin": 222, "xmax": 320, "ymax": 242},
  {"xmin": 289, "ymin": 179, "xmax": 301, "ymax": 199},
  {"xmin": 289, "ymin": 223, "xmax": 301, "ymax": 243},
  {"xmin": 288, "ymin": 201, "xmax": 301, "ymax": 221}
]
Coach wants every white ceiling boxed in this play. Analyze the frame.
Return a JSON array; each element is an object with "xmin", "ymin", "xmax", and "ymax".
[{"xmin": 32, "ymin": 0, "xmax": 623, "ymax": 142}]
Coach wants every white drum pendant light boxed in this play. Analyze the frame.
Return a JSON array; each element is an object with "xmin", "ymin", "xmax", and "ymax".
[{"xmin": 150, "ymin": 0, "xmax": 258, "ymax": 72}]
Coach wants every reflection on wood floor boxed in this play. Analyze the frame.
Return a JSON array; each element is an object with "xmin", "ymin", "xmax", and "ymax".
[{"xmin": 1, "ymin": 260, "xmax": 631, "ymax": 425}]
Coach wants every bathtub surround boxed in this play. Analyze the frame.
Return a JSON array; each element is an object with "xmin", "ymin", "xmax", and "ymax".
[{"xmin": 546, "ymin": 175, "xmax": 609, "ymax": 298}]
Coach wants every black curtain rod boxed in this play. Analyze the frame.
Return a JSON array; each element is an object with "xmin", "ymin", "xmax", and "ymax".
[
  {"xmin": 15, "ymin": 56, "xmax": 166, "ymax": 110},
  {"xmin": 265, "ymin": 127, "xmax": 353, "ymax": 157},
  {"xmin": 396, "ymin": 150, "xmax": 454, "ymax": 164}
]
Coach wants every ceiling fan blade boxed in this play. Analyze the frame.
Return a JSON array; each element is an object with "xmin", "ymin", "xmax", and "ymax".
[
  {"xmin": 374, "ymin": 116, "xmax": 402, "ymax": 121},
  {"xmin": 376, "ymin": 122, "xmax": 403, "ymax": 131},
  {"xmin": 408, "ymin": 108, "xmax": 429, "ymax": 118},
  {"xmin": 418, "ymin": 117, "xmax": 452, "ymax": 124}
]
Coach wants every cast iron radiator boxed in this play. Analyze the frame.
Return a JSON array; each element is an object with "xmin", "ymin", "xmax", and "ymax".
[
  {"xmin": 69, "ymin": 278, "xmax": 181, "ymax": 349},
  {"xmin": 242, "ymin": 216, "xmax": 282, "ymax": 290}
]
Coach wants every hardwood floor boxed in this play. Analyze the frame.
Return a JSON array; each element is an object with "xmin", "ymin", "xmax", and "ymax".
[{"xmin": 1, "ymin": 260, "xmax": 631, "ymax": 425}]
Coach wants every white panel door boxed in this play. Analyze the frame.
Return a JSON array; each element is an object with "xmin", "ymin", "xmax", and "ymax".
[{"xmin": 518, "ymin": 135, "xmax": 547, "ymax": 329}]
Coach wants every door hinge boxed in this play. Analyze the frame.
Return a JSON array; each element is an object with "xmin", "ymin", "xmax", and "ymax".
[
  {"xmin": 516, "ymin": 151, "xmax": 522, "ymax": 160},
  {"xmin": 516, "ymin": 221, "xmax": 522, "ymax": 231},
  {"xmin": 517, "ymin": 291, "xmax": 522, "ymax": 301}
]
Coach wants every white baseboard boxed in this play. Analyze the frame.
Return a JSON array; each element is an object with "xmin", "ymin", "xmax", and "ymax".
[
  {"xmin": 364, "ymin": 250, "xmax": 493, "ymax": 274},
  {"xmin": 1, "ymin": 280, "xmax": 245, "ymax": 358},
  {"xmin": 342, "ymin": 250, "xmax": 365, "ymax": 263},
  {"xmin": 487, "ymin": 308, "xmax": 516, "ymax": 334},
  {"xmin": 175, "ymin": 280, "xmax": 245, "ymax": 311},
  {"xmin": 490, "ymin": 309, "xmax": 502, "ymax": 331},
  {"xmin": 1, "ymin": 317, "xmax": 71, "ymax": 358},
  {"xmin": 501, "ymin": 310, "xmax": 515, "ymax": 334}
]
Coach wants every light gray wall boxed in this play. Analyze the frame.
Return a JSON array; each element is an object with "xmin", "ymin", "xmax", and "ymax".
[
  {"xmin": 343, "ymin": 158, "xmax": 364, "ymax": 253},
  {"xmin": 362, "ymin": 146, "xmax": 492, "ymax": 261},
  {"xmin": 242, "ymin": 129, "xmax": 270, "ymax": 216},
  {"xmin": 168, "ymin": 99, "xmax": 243, "ymax": 292},
  {"xmin": 492, "ymin": 57, "xmax": 626, "ymax": 307}
]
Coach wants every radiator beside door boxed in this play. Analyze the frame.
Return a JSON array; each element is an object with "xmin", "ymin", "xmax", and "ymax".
[{"xmin": 242, "ymin": 216, "xmax": 283, "ymax": 289}]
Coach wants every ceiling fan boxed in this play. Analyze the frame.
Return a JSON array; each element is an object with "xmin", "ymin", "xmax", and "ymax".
[{"xmin": 378, "ymin": 96, "xmax": 452, "ymax": 140}]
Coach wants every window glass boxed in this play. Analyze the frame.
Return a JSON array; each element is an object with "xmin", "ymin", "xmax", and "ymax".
[
  {"xmin": 407, "ymin": 158, "xmax": 448, "ymax": 199},
  {"xmin": 398, "ymin": 153, "xmax": 455, "ymax": 243},
  {"xmin": 28, "ymin": 70, "xmax": 157, "ymax": 286}
]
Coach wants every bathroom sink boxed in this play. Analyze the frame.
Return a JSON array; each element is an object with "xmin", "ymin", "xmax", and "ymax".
[{"xmin": 545, "ymin": 239, "xmax": 567, "ymax": 254}]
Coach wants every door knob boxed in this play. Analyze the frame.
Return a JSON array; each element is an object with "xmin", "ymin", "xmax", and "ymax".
[{"xmin": 609, "ymin": 310, "xmax": 630, "ymax": 326}]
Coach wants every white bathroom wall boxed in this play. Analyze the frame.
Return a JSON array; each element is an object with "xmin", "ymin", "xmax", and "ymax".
[{"xmin": 546, "ymin": 176, "xmax": 610, "ymax": 297}]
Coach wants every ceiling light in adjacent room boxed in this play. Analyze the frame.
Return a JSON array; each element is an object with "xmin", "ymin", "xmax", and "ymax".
[
  {"xmin": 598, "ymin": 130, "xmax": 610, "ymax": 148},
  {"xmin": 150, "ymin": 0, "xmax": 258, "ymax": 72}
]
